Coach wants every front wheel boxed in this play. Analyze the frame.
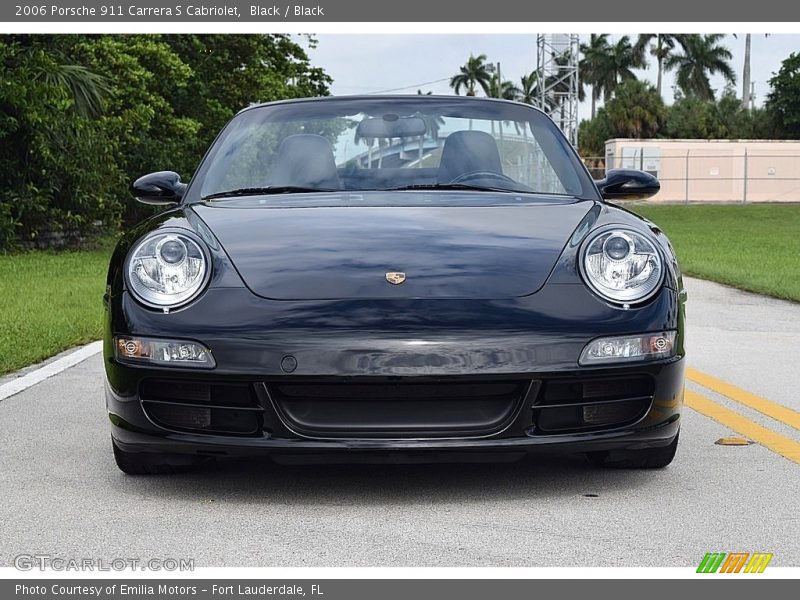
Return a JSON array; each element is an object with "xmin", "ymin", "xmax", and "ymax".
[
  {"xmin": 587, "ymin": 432, "xmax": 679, "ymax": 469},
  {"xmin": 112, "ymin": 439, "xmax": 210, "ymax": 475}
]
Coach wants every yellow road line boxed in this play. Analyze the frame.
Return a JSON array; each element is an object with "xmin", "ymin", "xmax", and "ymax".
[
  {"xmin": 685, "ymin": 389, "xmax": 800, "ymax": 465},
  {"xmin": 686, "ymin": 367, "xmax": 800, "ymax": 432}
]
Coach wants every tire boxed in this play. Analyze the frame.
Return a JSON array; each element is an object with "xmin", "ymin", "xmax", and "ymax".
[
  {"xmin": 112, "ymin": 439, "xmax": 210, "ymax": 475},
  {"xmin": 587, "ymin": 431, "xmax": 679, "ymax": 469}
]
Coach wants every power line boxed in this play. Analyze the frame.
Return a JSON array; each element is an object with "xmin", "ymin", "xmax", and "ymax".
[{"xmin": 364, "ymin": 77, "xmax": 451, "ymax": 95}]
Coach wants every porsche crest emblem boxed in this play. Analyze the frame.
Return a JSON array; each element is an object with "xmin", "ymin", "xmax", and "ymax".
[{"xmin": 385, "ymin": 272, "xmax": 406, "ymax": 285}]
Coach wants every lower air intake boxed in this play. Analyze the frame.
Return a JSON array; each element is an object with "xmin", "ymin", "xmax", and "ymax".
[
  {"xmin": 533, "ymin": 375, "xmax": 654, "ymax": 434},
  {"xmin": 140, "ymin": 379, "xmax": 263, "ymax": 436},
  {"xmin": 265, "ymin": 379, "xmax": 530, "ymax": 439}
]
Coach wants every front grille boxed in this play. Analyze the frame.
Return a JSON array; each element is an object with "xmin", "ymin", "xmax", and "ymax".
[
  {"xmin": 532, "ymin": 375, "xmax": 654, "ymax": 434},
  {"xmin": 265, "ymin": 379, "xmax": 531, "ymax": 439},
  {"xmin": 140, "ymin": 379, "xmax": 263, "ymax": 436}
]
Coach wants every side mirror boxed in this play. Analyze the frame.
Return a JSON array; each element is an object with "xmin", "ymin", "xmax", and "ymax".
[
  {"xmin": 131, "ymin": 171, "xmax": 187, "ymax": 206},
  {"xmin": 596, "ymin": 169, "xmax": 660, "ymax": 201}
]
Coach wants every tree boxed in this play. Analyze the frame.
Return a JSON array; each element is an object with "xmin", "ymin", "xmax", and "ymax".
[
  {"xmin": 663, "ymin": 88, "xmax": 771, "ymax": 139},
  {"xmin": 665, "ymin": 34, "xmax": 736, "ymax": 101},
  {"xmin": 634, "ymin": 34, "xmax": 686, "ymax": 97},
  {"xmin": 662, "ymin": 95, "xmax": 720, "ymax": 138},
  {"xmin": 0, "ymin": 34, "xmax": 333, "ymax": 249},
  {"xmin": 164, "ymin": 35, "xmax": 331, "ymax": 157},
  {"xmin": 766, "ymin": 52, "xmax": 800, "ymax": 138},
  {"xmin": 517, "ymin": 71, "xmax": 541, "ymax": 105},
  {"xmin": 593, "ymin": 36, "xmax": 643, "ymax": 103},
  {"xmin": 0, "ymin": 37, "xmax": 119, "ymax": 247},
  {"xmin": 486, "ymin": 75, "xmax": 521, "ymax": 100},
  {"xmin": 33, "ymin": 62, "xmax": 109, "ymax": 119},
  {"xmin": 578, "ymin": 109, "xmax": 615, "ymax": 157},
  {"xmin": 579, "ymin": 34, "xmax": 611, "ymax": 118},
  {"xmin": 603, "ymin": 79, "xmax": 666, "ymax": 138},
  {"xmin": 450, "ymin": 54, "xmax": 492, "ymax": 97}
]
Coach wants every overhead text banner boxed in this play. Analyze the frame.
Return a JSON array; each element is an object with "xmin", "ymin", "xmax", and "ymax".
[{"xmin": 3, "ymin": 0, "xmax": 800, "ymax": 22}]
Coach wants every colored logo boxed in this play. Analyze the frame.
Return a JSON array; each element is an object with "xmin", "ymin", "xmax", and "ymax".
[{"xmin": 697, "ymin": 552, "xmax": 773, "ymax": 573}]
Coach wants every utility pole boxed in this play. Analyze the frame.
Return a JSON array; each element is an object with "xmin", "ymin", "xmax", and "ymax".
[
  {"xmin": 742, "ymin": 33, "xmax": 751, "ymax": 109},
  {"xmin": 486, "ymin": 62, "xmax": 502, "ymax": 96}
]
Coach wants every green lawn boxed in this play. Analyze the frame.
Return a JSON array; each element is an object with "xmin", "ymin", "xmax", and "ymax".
[
  {"xmin": 631, "ymin": 204, "xmax": 800, "ymax": 302},
  {"xmin": 0, "ymin": 244, "xmax": 112, "ymax": 376}
]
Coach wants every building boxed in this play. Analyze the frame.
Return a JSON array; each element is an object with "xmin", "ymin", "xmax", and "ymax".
[{"xmin": 603, "ymin": 139, "xmax": 800, "ymax": 202}]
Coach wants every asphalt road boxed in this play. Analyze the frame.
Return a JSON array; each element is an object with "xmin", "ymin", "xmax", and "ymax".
[{"xmin": 1, "ymin": 277, "xmax": 798, "ymax": 568}]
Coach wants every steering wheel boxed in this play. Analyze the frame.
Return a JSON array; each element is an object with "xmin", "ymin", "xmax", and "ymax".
[{"xmin": 449, "ymin": 171, "xmax": 518, "ymax": 185}]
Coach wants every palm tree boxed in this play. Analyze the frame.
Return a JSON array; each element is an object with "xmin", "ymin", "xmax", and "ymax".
[
  {"xmin": 604, "ymin": 80, "xmax": 666, "ymax": 138},
  {"xmin": 450, "ymin": 54, "xmax": 492, "ymax": 97},
  {"xmin": 482, "ymin": 75, "xmax": 520, "ymax": 156},
  {"xmin": 585, "ymin": 36, "xmax": 643, "ymax": 106},
  {"xmin": 487, "ymin": 75, "xmax": 521, "ymax": 100},
  {"xmin": 28, "ymin": 49, "xmax": 109, "ymax": 118},
  {"xmin": 634, "ymin": 34, "xmax": 687, "ymax": 97},
  {"xmin": 579, "ymin": 34, "xmax": 611, "ymax": 119},
  {"xmin": 666, "ymin": 34, "xmax": 736, "ymax": 101},
  {"xmin": 604, "ymin": 36, "xmax": 645, "ymax": 100},
  {"xmin": 517, "ymin": 72, "xmax": 541, "ymax": 105}
]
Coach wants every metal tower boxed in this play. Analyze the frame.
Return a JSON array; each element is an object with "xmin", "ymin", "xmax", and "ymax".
[{"xmin": 536, "ymin": 34, "xmax": 580, "ymax": 147}]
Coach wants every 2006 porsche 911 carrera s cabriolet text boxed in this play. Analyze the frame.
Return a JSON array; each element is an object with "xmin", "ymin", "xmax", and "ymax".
[{"xmin": 104, "ymin": 95, "xmax": 686, "ymax": 474}]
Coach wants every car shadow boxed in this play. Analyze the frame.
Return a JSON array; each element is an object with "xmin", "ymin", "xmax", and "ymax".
[{"xmin": 112, "ymin": 452, "xmax": 671, "ymax": 505}]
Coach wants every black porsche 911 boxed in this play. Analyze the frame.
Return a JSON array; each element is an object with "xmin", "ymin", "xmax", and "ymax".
[{"xmin": 104, "ymin": 95, "xmax": 685, "ymax": 474}]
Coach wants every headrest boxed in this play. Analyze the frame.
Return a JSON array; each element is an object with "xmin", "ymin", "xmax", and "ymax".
[
  {"xmin": 271, "ymin": 134, "xmax": 340, "ymax": 190},
  {"xmin": 438, "ymin": 130, "xmax": 503, "ymax": 183}
]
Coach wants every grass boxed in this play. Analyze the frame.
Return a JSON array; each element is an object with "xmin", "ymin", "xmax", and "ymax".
[
  {"xmin": 0, "ymin": 243, "xmax": 113, "ymax": 376},
  {"xmin": 631, "ymin": 204, "xmax": 800, "ymax": 303}
]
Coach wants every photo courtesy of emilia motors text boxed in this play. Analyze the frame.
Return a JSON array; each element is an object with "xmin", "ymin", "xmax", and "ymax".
[{"xmin": 1, "ymin": 0, "xmax": 799, "ymax": 597}]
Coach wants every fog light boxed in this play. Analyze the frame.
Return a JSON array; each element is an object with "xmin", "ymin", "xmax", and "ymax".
[
  {"xmin": 579, "ymin": 331, "xmax": 676, "ymax": 366},
  {"xmin": 114, "ymin": 336, "xmax": 215, "ymax": 368}
]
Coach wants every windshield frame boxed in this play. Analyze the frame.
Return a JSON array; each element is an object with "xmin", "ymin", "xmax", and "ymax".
[{"xmin": 181, "ymin": 95, "xmax": 602, "ymax": 205}]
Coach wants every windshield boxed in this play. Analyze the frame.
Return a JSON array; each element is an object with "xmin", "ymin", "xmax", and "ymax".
[{"xmin": 190, "ymin": 97, "xmax": 596, "ymax": 202}]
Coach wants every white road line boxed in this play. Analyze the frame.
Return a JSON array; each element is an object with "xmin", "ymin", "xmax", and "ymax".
[{"xmin": 0, "ymin": 341, "xmax": 103, "ymax": 402}]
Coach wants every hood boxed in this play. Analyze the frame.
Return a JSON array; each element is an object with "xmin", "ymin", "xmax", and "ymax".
[{"xmin": 192, "ymin": 195, "xmax": 592, "ymax": 300}]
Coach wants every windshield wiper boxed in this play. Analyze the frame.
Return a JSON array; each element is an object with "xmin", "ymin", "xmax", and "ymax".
[
  {"xmin": 386, "ymin": 183, "xmax": 523, "ymax": 194},
  {"xmin": 202, "ymin": 186, "xmax": 338, "ymax": 200}
]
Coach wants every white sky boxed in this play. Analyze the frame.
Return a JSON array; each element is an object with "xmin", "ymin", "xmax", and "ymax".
[{"xmin": 306, "ymin": 34, "xmax": 799, "ymax": 119}]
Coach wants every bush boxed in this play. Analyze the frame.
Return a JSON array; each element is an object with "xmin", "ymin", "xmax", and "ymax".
[{"xmin": 0, "ymin": 35, "xmax": 331, "ymax": 251}]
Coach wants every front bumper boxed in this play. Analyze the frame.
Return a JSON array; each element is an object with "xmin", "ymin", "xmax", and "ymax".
[
  {"xmin": 107, "ymin": 360, "xmax": 684, "ymax": 461},
  {"xmin": 105, "ymin": 284, "xmax": 684, "ymax": 461}
]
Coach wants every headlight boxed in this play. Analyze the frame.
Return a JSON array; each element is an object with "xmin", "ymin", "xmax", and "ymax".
[
  {"xmin": 126, "ymin": 230, "xmax": 209, "ymax": 309},
  {"xmin": 580, "ymin": 228, "xmax": 663, "ymax": 304}
]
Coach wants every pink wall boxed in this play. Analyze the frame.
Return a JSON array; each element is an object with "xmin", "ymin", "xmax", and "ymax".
[{"xmin": 604, "ymin": 139, "xmax": 800, "ymax": 202}]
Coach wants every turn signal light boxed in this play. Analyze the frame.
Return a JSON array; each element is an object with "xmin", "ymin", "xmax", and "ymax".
[
  {"xmin": 579, "ymin": 331, "xmax": 677, "ymax": 366},
  {"xmin": 114, "ymin": 336, "xmax": 215, "ymax": 368}
]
